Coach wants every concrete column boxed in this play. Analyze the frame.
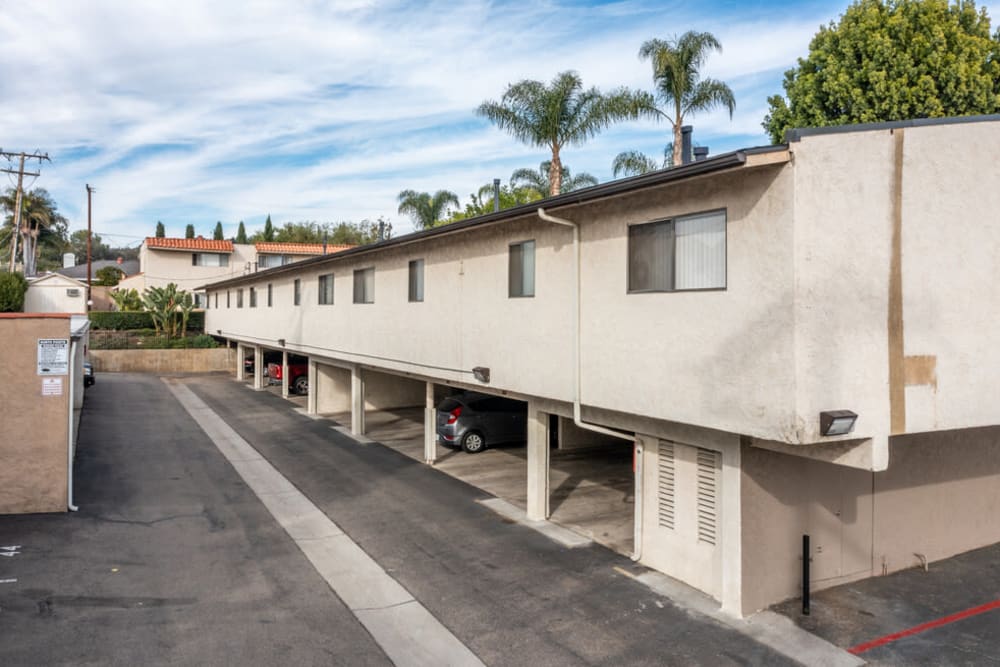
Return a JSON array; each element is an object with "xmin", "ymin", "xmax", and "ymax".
[
  {"xmin": 526, "ymin": 402, "xmax": 550, "ymax": 521},
  {"xmin": 351, "ymin": 365, "xmax": 365, "ymax": 436},
  {"xmin": 253, "ymin": 346, "xmax": 264, "ymax": 390},
  {"xmin": 423, "ymin": 382, "xmax": 437, "ymax": 464},
  {"xmin": 235, "ymin": 343, "xmax": 245, "ymax": 380},
  {"xmin": 281, "ymin": 350, "xmax": 289, "ymax": 399},
  {"xmin": 307, "ymin": 359, "xmax": 318, "ymax": 414}
]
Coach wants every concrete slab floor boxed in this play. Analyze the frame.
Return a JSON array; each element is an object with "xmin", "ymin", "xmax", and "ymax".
[{"xmin": 330, "ymin": 407, "xmax": 635, "ymax": 556}]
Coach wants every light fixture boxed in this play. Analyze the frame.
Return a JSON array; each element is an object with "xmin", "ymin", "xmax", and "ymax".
[
  {"xmin": 278, "ymin": 338, "xmax": 286, "ymax": 347},
  {"xmin": 472, "ymin": 366, "xmax": 490, "ymax": 383},
  {"xmin": 820, "ymin": 410, "xmax": 858, "ymax": 436},
  {"xmin": 216, "ymin": 329, "xmax": 222, "ymax": 335}
]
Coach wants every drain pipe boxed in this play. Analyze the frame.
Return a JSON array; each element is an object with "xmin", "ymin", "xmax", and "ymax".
[
  {"xmin": 538, "ymin": 208, "xmax": 634, "ymax": 442},
  {"xmin": 67, "ymin": 338, "xmax": 79, "ymax": 512}
]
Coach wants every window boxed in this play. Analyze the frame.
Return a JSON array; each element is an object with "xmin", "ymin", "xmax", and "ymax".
[
  {"xmin": 318, "ymin": 274, "xmax": 334, "ymax": 305},
  {"xmin": 249, "ymin": 287, "xmax": 257, "ymax": 308},
  {"xmin": 353, "ymin": 267, "xmax": 374, "ymax": 304},
  {"xmin": 195, "ymin": 293, "xmax": 205, "ymax": 308},
  {"xmin": 214, "ymin": 293, "xmax": 218, "ymax": 309},
  {"xmin": 408, "ymin": 259, "xmax": 424, "ymax": 302},
  {"xmin": 267, "ymin": 283, "xmax": 273, "ymax": 307},
  {"xmin": 258, "ymin": 254, "xmax": 293, "ymax": 269},
  {"xmin": 628, "ymin": 210, "xmax": 726, "ymax": 292},
  {"xmin": 226, "ymin": 291, "xmax": 231, "ymax": 308},
  {"xmin": 293, "ymin": 279, "xmax": 301, "ymax": 306},
  {"xmin": 508, "ymin": 240, "xmax": 535, "ymax": 297},
  {"xmin": 192, "ymin": 253, "xmax": 229, "ymax": 267},
  {"xmin": 236, "ymin": 288, "xmax": 244, "ymax": 308}
]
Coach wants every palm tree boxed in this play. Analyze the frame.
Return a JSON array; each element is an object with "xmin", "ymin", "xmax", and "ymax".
[
  {"xmin": 397, "ymin": 190, "xmax": 460, "ymax": 229},
  {"xmin": 477, "ymin": 71, "xmax": 652, "ymax": 196},
  {"xmin": 510, "ymin": 161, "xmax": 598, "ymax": 198},
  {"xmin": 639, "ymin": 31, "xmax": 735, "ymax": 166},
  {"xmin": 611, "ymin": 144, "xmax": 674, "ymax": 178}
]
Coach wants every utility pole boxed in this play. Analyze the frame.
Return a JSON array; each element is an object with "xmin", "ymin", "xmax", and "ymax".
[
  {"xmin": 86, "ymin": 184, "xmax": 95, "ymax": 310},
  {"xmin": 1, "ymin": 150, "xmax": 50, "ymax": 275}
]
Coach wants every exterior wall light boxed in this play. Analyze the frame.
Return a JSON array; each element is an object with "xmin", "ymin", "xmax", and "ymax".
[
  {"xmin": 820, "ymin": 410, "xmax": 858, "ymax": 436},
  {"xmin": 216, "ymin": 329, "xmax": 222, "ymax": 335},
  {"xmin": 472, "ymin": 366, "xmax": 490, "ymax": 383},
  {"xmin": 278, "ymin": 338, "xmax": 286, "ymax": 347}
]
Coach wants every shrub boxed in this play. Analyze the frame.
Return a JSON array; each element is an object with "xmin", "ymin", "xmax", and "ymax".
[
  {"xmin": 89, "ymin": 311, "xmax": 155, "ymax": 330},
  {"xmin": 191, "ymin": 334, "xmax": 218, "ymax": 348},
  {"xmin": 0, "ymin": 272, "xmax": 29, "ymax": 312}
]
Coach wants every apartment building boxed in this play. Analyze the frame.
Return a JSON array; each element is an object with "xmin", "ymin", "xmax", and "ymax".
[{"xmin": 201, "ymin": 115, "xmax": 1000, "ymax": 615}]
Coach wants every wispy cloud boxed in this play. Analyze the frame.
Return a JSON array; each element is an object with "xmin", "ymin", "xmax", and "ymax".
[{"xmin": 0, "ymin": 0, "xmax": 841, "ymax": 238}]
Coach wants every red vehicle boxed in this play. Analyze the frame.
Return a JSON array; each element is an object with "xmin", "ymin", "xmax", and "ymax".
[{"xmin": 267, "ymin": 361, "xmax": 309, "ymax": 395}]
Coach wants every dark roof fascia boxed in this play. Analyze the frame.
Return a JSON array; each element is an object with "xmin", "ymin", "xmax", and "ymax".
[
  {"xmin": 200, "ymin": 146, "xmax": 785, "ymax": 291},
  {"xmin": 785, "ymin": 113, "xmax": 1000, "ymax": 142}
]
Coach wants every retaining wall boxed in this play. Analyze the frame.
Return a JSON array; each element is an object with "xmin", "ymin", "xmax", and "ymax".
[{"xmin": 91, "ymin": 348, "xmax": 235, "ymax": 373}]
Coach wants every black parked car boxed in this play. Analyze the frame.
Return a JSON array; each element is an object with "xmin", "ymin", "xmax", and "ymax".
[
  {"xmin": 83, "ymin": 361, "xmax": 95, "ymax": 387},
  {"xmin": 436, "ymin": 392, "xmax": 527, "ymax": 453}
]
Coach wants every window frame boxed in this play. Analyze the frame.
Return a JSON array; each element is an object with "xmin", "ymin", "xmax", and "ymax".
[
  {"xmin": 353, "ymin": 267, "xmax": 375, "ymax": 304},
  {"xmin": 267, "ymin": 283, "xmax": 273, "ymax": 307},
  {"xmin": 226, "ymin": 290, "xmax": 231, "ymax": 308},
  {"xmin": 236, "ymin": 288, "xmax": 244, "ymax": 308},
  {"xmin": 408, "ymin": 259, "xmax": 424, "ymax": 303},
  {"xmin": 318, "ymin": 273, "xmax": 334, "ymax": 305},
  {"xmin": 293, "ymin": 279, "xmax": 301, "ymax": 306},
  {"xmin": 191, "ymin": 252, "xmax": 229, "ymax": 268},
  {"xmin": 508, "ymin": 239, "xmax": 536, "ymax": 298},
  {"xmin": 214, "ymin": 293, "xmax": 218, "ymax": 309},
  {"xmin": 249, "ymin": 286, "xmax": 257, "ymax": 308},
  {"xmin": 627, "ymin": 208, "xmax": 728, "ymax": 294}
]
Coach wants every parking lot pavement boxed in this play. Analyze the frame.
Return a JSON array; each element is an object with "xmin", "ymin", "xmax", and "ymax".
[
  {"xmin": 773, "ymin": 542, "xmax": 1000, "ymax": 665},
  {"xmin": 0, "ymin": 373, "xmax": 390, "ymax": 666},
  {"xmin": 183, "ymin": 374, "xmax": 801, "ymax": 666}
]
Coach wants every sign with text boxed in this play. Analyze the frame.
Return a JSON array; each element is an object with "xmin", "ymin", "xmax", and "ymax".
[
  {"xmin": 42, "ymin": 377, "xmax": 63, "ymax": 396},
  {"xmin": 37, "ymin": 338, "xmax": 70, "ymax": 376}
]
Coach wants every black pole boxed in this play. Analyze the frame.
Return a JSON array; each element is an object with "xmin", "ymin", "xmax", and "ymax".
[{"xmin": 802, "ymin": 534, "xmax": 811, "ymax": 615}]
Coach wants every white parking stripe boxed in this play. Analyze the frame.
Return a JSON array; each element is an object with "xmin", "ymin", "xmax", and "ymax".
[{"xmin": 164, "ymin": 378, "xmax": 485, "ymax": 667}]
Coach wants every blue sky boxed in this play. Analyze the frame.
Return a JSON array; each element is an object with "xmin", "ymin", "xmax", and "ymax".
[{"xmin": 2, "ymin": 0, "xmax": 992, "ymax": 242}]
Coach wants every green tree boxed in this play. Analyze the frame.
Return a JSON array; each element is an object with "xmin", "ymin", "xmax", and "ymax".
[
  {"xmin": 155, "ymin": 221, "xmax": 165, "ymax": 238},
  {"xmin": 235, "ymin": 221, "xmax": 248, "ymax": 244},
  {"xmin": 763, "ymin": 0, "xmax": 1000, "ymax": 143},
  {"xmin": 0, "ymin": 188, "xmax": 69, "ymax": 275},
  {"xmin": 70, "ymin": 230, "xmax": 111, "ymax": 264},
  {"xmin": 447, "ymin": 183, "xmax": 543, "ymax": 222},
  {"xmin": 397, "ymin": 190, "xmax": 460, "ymax": 229},
  {"xmin": 185, "ymin": 224, "xmax": 195, "ymax": 239},
  {"xmin": 612, "ymin": 144, "xmax": 676, "ymax": 178},
  {"xmin": 95, "ymin": 266, "xmax": 122, "ymax": 286},
  {"xmin": 213, "ymin": 222, "xmax": 224, "ymax": 240},
  {"xmin": 510, "ymin": 161, "xmax": 598, "ymax": 198},
  {"xmin": 110, "ymin": 287, "xmax": 142, "ymax": 311},
  {"xmin": 477, "ymin": 70, "xmax": 652, "ymax": 195},
  {"xmin": 0, "ymin": 271, "xmax": 28, "ymax": 312},
  {"xmin": 263, "ymin": 214, "xmax": 275, "ymax": 242},
  {"xmin": 637, "ymin": 31, "xmax": 735, "ymax": 166}
]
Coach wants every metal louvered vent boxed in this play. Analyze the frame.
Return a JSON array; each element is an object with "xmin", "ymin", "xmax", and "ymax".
[
  {"xmin": 696, "ymin": 448, "xmax": 720, "ymax": 546},
  {"xmin": 657, "ymin": 442, "xmax": 675, "ymax": 530}
]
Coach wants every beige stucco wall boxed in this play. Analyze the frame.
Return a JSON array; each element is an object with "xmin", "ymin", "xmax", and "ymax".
[
  {"xmin": 363, "ymin": 369, "xmax": 424, "ymax": 410},
  {"xmin": 142, "ymin": 243, "xmax": 256, "ymax": 293},
  {"xmin": 24, "ymin": 276, "xmax": 87, "ymax": 314},
  {"xmin": 0, "ymin": 316, "xmax": 71, "ymax": 514},
  {"xmin": 91, "ymin": 348, "xmax": 235, "ymax": 373},
  {"xmin": 741, "ymin": 425, "xmax": 1000, "ymax": 614}
]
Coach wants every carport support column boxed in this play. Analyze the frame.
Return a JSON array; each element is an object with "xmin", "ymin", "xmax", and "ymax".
[
  {"xmin": 351, "ymin": 365, "xmax": 365, "ymax": 436},
  {"xmin": 423, "ymin": 382, "xmax": 437, "ymax": 464},
  {"xmin": 281, "ymin": 351, "xmax": 289, "ymax": 399},
  {"xmin": 526, "ymin": 402, "xmax": 550, "ymax": 521},
  {"xmin": 253, "ymin": 346, "xmax": 264, "ymax": 390},
  {"xmin": 235, "ymin": 343, "xmax": 245, "ymax": 380},
  {"xmin": 307, "ymin": 359, "xmax": 318, "ymax": 414}
]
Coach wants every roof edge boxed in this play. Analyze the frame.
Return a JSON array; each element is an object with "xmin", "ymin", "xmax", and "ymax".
[{"xmin": 785, "ymin": 113, "xmax": 1000, "ymax": 142}]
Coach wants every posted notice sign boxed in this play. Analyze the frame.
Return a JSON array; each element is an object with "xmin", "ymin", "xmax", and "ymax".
[{"xmin": 38, "ymin": 338, "xmax": 70, "ymax": 376}]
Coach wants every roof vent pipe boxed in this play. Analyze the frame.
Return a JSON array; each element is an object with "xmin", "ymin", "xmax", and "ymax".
[
  {"xmin": 681, "ymin": 125, "xmax": 693, "ymax": 165},
  {"xmin": 493, "ymin": 179, "xmax": 501, "ymax": 213},
  {"xmin": 693, "ymin": 146, "xmax": 709, "ymax": 162}
]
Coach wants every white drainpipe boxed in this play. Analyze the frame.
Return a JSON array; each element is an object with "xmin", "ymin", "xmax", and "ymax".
[
  {"xmin": 67, "ymin": 338, "xmax": 79, "ymax": 512},
  {"xmin": 537, "ymin": 208, "xmax": 642, "ymax": 560}
]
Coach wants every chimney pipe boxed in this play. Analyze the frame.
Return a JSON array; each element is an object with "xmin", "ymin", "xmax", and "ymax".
[
  {"xmin": 681, "ymin": 125, "xmax": 693, "ymax": 165},
  {"xmin": 693, "ymin": 146, "xmax": 709, "ymax": 162},
  {"xmin": 322, "ymin": 232, "xmax": 328, "ymax": 254},
  {"xmin": 493, "ymin": 178, "xmax": 501, "ymax": 213}
]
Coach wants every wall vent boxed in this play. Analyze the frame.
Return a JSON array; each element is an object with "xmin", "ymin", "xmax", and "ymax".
[
  {"xmin": 657, "ymin": 441, "xmax": 676, "ymax": 530},
  {"xmin": 696, "ymin": 448, "xmax": 720, "ymax": 546}
]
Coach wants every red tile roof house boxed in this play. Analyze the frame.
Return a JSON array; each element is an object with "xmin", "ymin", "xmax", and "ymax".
[{"xmin": 117, "ymin": 237, "xmax": 354, "ymax": 305}]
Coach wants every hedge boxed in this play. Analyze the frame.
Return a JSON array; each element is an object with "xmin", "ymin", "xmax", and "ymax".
[
  {"xmin": 89, "ymin": 310, "xmax": 205, "ymax": 331},
  {"xmin": 0, "ymin": 272, "xmax": 28, "ymax": 312}
]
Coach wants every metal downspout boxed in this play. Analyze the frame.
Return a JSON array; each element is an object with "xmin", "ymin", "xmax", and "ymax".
[
  {"xmin": 67, "ymin": 338, "xmax": 79, "ymax": 512},
  {"xmin": 537, "ymin": 208, "xmax": 641, "ymax": 561}
]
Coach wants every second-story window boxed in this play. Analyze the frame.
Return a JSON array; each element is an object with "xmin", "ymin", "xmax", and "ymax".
[
  {"xmin": 318, "ymin": 274, "xmax": 334, "ymax": 305},
  {"xmin": 249, "ymin": 287, "xmax": 257, "ymax": 308},
  {"xmin": 226, "ymin": 290, "xmax": 231, "ymax": 308},
  {"xmin": 408, "ymin": 259, "xmax": 424, "ymax": 302},
  {"xmin": 294, "ymin": 279, "xmax": 301, "ymax": 306},
  {"xmin": 267, "ymin": 284, "xmax": 273, "ymax": 307},
  {"xmin": 353, "ymin": 268, "xmax": 374, "ymax": 304},
  {"xmin": 628, "ymin": 209, "xmax": 727, "ymax": 293},
  {"xmin": 236, "ymin": 288, "xmax": 244, "ymax": 308},
  {"xmin": 214, "ymin": 293, "xmax": 218, "ymax": 309},
  {"xmin": 509, "ymin": 240, "xmax": 535, "ymax": 298},
  {"xmin": 192, "ymin": 253, "xmax": 229, "ymax": 267}
]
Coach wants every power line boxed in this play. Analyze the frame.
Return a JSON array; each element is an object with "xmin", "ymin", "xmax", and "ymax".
[{"xmin": 1, "ymin": 150, "xmax": 51, "ymax": 275}]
